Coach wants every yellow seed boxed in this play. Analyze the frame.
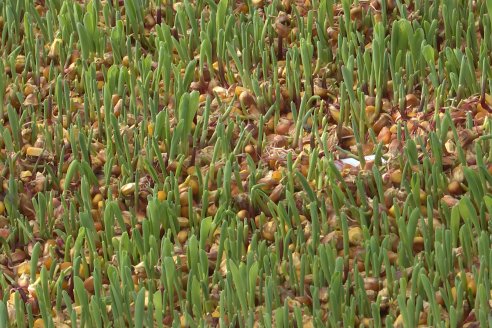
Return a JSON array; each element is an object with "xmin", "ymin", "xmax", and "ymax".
[
  {"xmin": 147, "ymin": 123, "xmax": 154, "ymax": 136},
  {"xmin": 485, "ymin": 93, "xmax": 492, "ymax": 106},
  {"xmin": 234, "ymin": 86, "xmax": 249, "ymax": 97},
  {"xmin": 20, "ymin": 170, "xmax": 33, "ymax": 182},
  {"xmin": 158, "ymin": 191, "xmax": 167, "ymax": 202},
  {"xmin": 245, "ymin": 144, "xmax": 255, "ymax": 155},
  {"xmin": 465, "ymin": 272, "xmax": 477, "ymax": 296},
  {"xmin": 122, "ymin": 56, "xmax": 130, "ymax": 67},
  {"xmin": 271, "ymin": 170, "xmax": 282, "ymax": 183},
  {"xmin": 26, "ymin": 147, "xmax": 44, "ymax": 157},
  {"xmin": 329, "ymin": 106, "xmax": 340, "ymax": 123},
  {"xmin": 186, "ymin": 166, "xmax": 196, "ymax": 176},
  {"xmin": 92, "ymin": 193, "xmax": 103, "ymax": 207},
  {"xmin": 390, "ymin": 170, "xmax": 402, "ymax": 184},
  {"xmin": 394, "ymin": 314, "xmax": 404, "ymax": 328},
  {"xmin": 188, "ymin": 178, "xmax": 199, "ymax": 196},
  {"xmin": 419, "ymin": 190, "xmax": 427, "ymax": 203},
  {"xmin": 451, "ymin": 287, "xmax": 457, "ymax": 303},
  {"xmin": 43, "ymin": 257, "xmax": 53, "ymax": 270},
  {"xmin": 17, "ymin": 262, "xmax": 30, "ymax": 276},
  {"xmin": 348, "ymin": 227, "xmax": 363, "ymax": 246},
  {"xmin": 79, "ymin": 264, "xmax": 87, "ymax": 279},
  {"xmin": 467, "ymin": 281, "xmax": 477, "ymax": 296},
  {"xmin": 24, "ymin": 84, "xmax": 35, "ymax": 96},
  {"xmin": 33, "ymin": 318, "xmax": 45, "ymax": 328},
  {"xmin": 0, "ymin": 201, "xmax": 5, "ymax": 214},
  {"xmin": 388, "ymin": 205, "xmax": 395, "ymax": 217}
]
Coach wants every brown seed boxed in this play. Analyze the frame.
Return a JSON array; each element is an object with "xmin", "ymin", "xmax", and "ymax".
[
  {"xmin": 269, "ymin": 184, "xmax": 284, "ymax": 203},
  {"xmin": 239, "ymin": 90, "xmax": 256, "ymax": 107},
  {"xmin": 373, "ymin": 114, "xmax": 392, "ymax": 136},
  {"xmin": 448, "ymin": 180, "xmax": 462, "ymax": 195},
  {"xmin": 413, "ymin": 236, "xmax": 425, "ymax": 253},
  {"xmin": 94, "ymin": 221, "xmax": 103, "ymax": 232},
  {"xmin": 207, "ymin": 204, "xmax": 217, "ymax": 216},
  {"xmin": 314, "ymin": 84, "xmax": 329, "ymax": 98},
  {"xmin": 405, "ymin": 94, "xmax": 419, "ymax": 107},
  {"xmin": 144, "ymin": 14, "xmax": 155, "ymax": 28},
  {"xmin": 326, "ymin": 27, "xmax": 339, "ymax": 45},
  {"xmin": 350, "ymin": 6, "xmax": 362, "ymax": 20},
  {"xmin": 113, "ymin": 99, "xmax": 123, "ymax": 117},
  {"xmin": 84, "ymin": 276, "xmax": 95, "ymax": 294},
  {"xmin": 177, "ymin": 230, "xmax": 188, "ymax": 244},
  {"xmin": 15, "ymin": 55, "xmax": 25, "ymax": 73},
  {"xmin": 0, "ymin": 228, "xmax": 8, "ymax": 239},
  {"xmin": 179, "ymin": 192, "xmax": 189, "ymax": 206},
  {"xmin": 364, "ymin": 277, "xmax": 381, "ymax": 292},
  {"xmin": 386, "ymin": 0, "xmax": 396, "ymax": 10},
  {"xmin": 27, "ymin": 297, "xmax": 40, "ymax": 315},
  {"xmin": 237, "ymin": 209, "xmax": 248, "ymax": 220},
  {"xmin": 321, "ymin": 231, "xmax": 343, "ymax": 250},
  {"xmin": 387, "ymin": 251, "xmax": 398, "ymax": 264},
  {"xmin": 386, "ymin": 80, "xmax": 393, "ymax": 94},
  {"xmin": 275, "ymin": 13, "xmax": 291, "ymax": 38},
  {"xmin": 435, "ymin": 291, "xmax": 445, "ymax": 306},
  {"xmin": 59, "ymin": 262, "xmax": 72, "ymax": 271},
  {"xmin": 180, "ymin": 206, "xmax": 189, "ymax": 218},
  {"xmin": 12, "ymin": 249, "xmax": 27, "ymax": 264},
  {"xmin": 254, "ymin": 215, "xmax": 262, "ymax": 228},
  {"xmin": 441, "ymin": 195, "xmax": 459, "ymax": 207},
  {"xmin": 178, "ymin": 217, "xmax": 189, "ymax": 228},
  {"xmin": 276, "ymin": 120, "xmax": 291, "ymax": 135},
  {"xmin": 262, "ymin": 221, "xmax": 276, "ymax": 241}
]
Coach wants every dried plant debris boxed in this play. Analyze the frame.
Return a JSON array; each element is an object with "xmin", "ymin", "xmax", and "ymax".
[{"xmin": 0, "ymin": 0, "xmax": 492, "ymax": 327}]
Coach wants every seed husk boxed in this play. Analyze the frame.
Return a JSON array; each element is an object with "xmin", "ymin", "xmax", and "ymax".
[{"xmin": 121, "ymin": 183, "xmax": 136, "ymax": 196}]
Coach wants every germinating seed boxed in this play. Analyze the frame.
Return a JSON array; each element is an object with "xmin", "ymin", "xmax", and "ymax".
[{"xmin": 0, "ymin": 0, "xmax": 491, "ymax": 327}]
